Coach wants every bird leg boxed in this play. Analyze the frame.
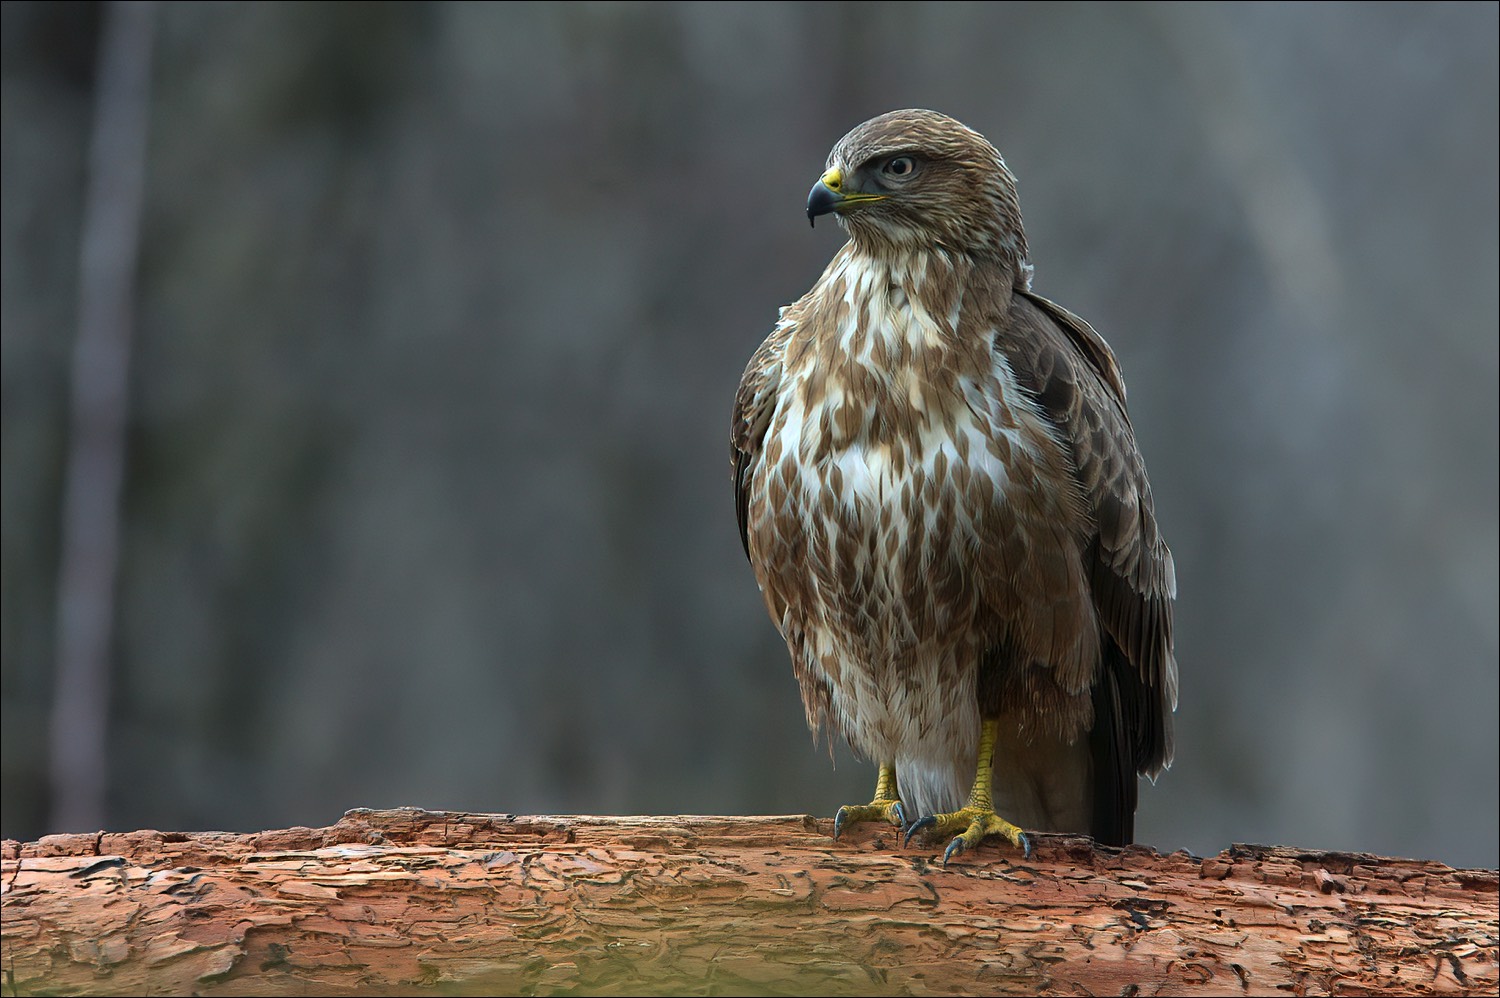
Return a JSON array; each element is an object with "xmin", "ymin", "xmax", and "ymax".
[
  {"xmin": 832, "ymin": 762, "xmax": 907, "ymax": 839},
  {"xmin": 904, "ymin": 718, "xmax": 1031, "ymax": 864}
]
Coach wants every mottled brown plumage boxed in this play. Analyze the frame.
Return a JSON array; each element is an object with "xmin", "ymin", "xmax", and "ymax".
[{"xmin": 731, "ymin": 109, "xmax": 1176, "ymax": 854}]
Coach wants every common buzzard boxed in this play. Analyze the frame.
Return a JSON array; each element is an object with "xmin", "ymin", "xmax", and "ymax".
[{"xmin": 731, "ymin": 109, "xmax": 1177, "ymax": 862}]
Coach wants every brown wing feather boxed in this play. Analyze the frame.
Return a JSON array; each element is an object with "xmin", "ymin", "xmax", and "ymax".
[
  {"xmin": 730, "ymin": 310, "xmax": 796, "ymax": 559},
  {"xmin": 1001, "ymin": 290, "xmax": 1178, "ymax": 779}
]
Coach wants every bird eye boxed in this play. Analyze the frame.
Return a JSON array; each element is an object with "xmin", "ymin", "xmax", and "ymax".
[{"xmin": 884, "ymin": 156, "xmax": 916, "ymax": 177}]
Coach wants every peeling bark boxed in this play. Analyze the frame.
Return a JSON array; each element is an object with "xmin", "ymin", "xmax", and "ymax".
[{"xmin": 2, "ymin": 809, "xmax": 1496, "ymax": 996}]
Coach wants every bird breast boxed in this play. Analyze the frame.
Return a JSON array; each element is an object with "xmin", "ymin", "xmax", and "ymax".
[
  {"xmin": 749, "ymin": 252, "xmax": 1099, "ymax": 691},
  {"xmin": 761, "ymin": 283, "xmax": 1015, "ymax": 632}
]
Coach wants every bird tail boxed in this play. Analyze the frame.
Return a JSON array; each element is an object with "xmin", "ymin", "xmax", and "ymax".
[{"xmin": 1087, "ymin": 646, "xmax": 1139, "ymax": 846}]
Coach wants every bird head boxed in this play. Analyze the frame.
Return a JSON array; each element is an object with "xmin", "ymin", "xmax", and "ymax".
[{"xmin": 807, "ymin": 109, "xmax": 1031, "ymax": 281}]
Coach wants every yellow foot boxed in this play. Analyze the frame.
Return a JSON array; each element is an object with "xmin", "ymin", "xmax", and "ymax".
[
  {"xmin": 905, "ymin": 806, "xmax": 1031, "ymax": 864},
  {"xmin": 833, "ymin": 798, "xmax": 908, "ymax": 840}
]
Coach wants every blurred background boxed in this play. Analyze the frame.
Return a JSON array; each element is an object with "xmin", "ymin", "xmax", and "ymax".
[{"xmin": 2, "ymin": 2, "xmax": 1496, "ymax": 869}]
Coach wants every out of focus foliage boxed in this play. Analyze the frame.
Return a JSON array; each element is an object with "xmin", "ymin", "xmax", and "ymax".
[{"xmin": 2, "ymin": 2, "xmax": 1496, "ymax": 867}]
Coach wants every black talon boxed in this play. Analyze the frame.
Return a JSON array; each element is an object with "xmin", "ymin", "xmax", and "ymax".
[
  {"xmin": 891, "ymin": 800, "xmax": 908, "ymax": 832},
  {"xmin": 1018, "ymin": 831, "xmax": 1032, "ymax": 859},
  {"xmin": 904, "ymin": 815, "xmax": 936, "ymax": 847},
  {"xmin": 942, "ymin": 836, "xmax": 968, "ymax": 867},
  {"xmin": 833, "ymin": 807, "xmax": 849, "ymax": 840}
]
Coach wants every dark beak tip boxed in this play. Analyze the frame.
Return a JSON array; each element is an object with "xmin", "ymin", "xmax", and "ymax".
[{"xmin": 806, "ymin": 180, "xmax": 840, "ymax": 224}]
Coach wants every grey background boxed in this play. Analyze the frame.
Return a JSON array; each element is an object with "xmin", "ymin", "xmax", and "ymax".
[{"xmin": 3, "ymin": 2, "xmax": 1496, "ymax": 869}]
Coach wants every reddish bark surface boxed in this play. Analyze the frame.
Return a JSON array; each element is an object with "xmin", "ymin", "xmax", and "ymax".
[{"xmin": 3, "ymin": 809, "xmax": 1496, "ymax": 996}]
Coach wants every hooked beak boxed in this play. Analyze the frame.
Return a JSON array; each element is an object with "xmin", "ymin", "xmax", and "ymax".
[{"xmin": 806, "ymin": 166, "xmax": 886, "ymax": 227}]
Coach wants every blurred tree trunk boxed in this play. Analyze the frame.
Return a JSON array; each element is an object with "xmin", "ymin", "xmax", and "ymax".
[
  {"xmin": 3, "ymin": 810, "xmax": 1495, "ymax": 996},
  {"xmin": 48, "ymin": 0, "xmax": 155, "ymax": 833}
]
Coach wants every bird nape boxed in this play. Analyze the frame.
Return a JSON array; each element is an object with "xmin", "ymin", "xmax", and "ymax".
[{"xmin": 730, "ymin": 109, "xmax": 1177, "ymax": 866}]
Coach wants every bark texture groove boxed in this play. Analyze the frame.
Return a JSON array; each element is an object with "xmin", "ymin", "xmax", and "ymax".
[{"xmin": 3, "ymin": 809, "xmax": 1496, "ymax": 996}]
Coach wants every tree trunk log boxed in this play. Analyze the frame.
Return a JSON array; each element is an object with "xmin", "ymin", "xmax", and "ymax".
[{"xmin": 2, "ymin": 809, "xmax": 1495, "ymax": 996}]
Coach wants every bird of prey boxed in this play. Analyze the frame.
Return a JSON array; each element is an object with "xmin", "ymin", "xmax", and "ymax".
[{"xmin": 730, "ymin": 109, "xmax": 1177, "ymax": 863}]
